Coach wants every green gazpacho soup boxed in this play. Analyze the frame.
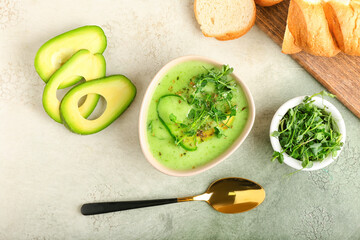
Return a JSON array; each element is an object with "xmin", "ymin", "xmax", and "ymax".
[{"xmin": 146, "ymin": 61, "xmax": 249, "ymax": 170}]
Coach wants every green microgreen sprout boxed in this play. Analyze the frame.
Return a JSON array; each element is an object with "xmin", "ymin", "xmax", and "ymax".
[
  {"xmin": 214, "ymin": 126, "xmax": 226, "ymax": 138},
  {"xmin": 168, "ymin": 65, "xmax": 238, "ymax": 146},
  {"xmin": 271, "ymin": 91, "xmax": 343, "ymax": 170}
]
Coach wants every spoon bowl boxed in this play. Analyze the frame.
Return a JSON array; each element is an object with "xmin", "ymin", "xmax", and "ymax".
[
  {"xmin": 207, "ymin": 177, "xmax": 265, "ymax": 214},
  {"xmin": 81, "ymin": 177, "xmax": 265, "ymax": 215}
]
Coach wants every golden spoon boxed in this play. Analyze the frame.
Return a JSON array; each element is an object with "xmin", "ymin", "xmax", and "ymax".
[{"xmin": 81, "ymin": 177, "xmax": 265, "ymax": 215}]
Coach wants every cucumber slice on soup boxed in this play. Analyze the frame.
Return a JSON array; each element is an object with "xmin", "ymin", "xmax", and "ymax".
[
  {"xmin": 35, "ymin": 25, "xmax": 107, "ymax": 83},
  {"xmin": 42, "ymin": 49, "xmax": 106, "ymax": 123},
  {"xmin": 60, "ymin": 75, "xmax": 136, "ymax": 135},
  {"xmin": 148, "ymin": 119, "xmax": 172, "ymax": 140},
  {"xmin": 157, "ymin": 94, "xmax": 197, "ymax": 151}
]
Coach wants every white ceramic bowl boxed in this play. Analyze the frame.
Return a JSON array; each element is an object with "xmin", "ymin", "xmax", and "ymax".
[
  {"xmin": 269, "ymin": 96, "xmax": 346, "ymax": 171},
  {"xmin": 139, "ymin": 56, "xmax": 256, "ymax": 176}
]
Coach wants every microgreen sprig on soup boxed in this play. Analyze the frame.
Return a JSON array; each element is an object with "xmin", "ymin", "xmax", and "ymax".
[
  {"xmin": 271, "ymin": 91, "xmax": 343, "ymax": 169},
  {"xmin": 170, "ymin": 65, "xmax": 238, "ymax": 144}
]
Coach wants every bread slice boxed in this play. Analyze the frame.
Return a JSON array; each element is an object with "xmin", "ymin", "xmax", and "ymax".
[
  {"xmin": 287, "ymin": 0, "xmax": 340, "ymax": 57},
  {"xmin": 255, "ymin": 0, "xmax": 284, "ymax": 7},
  {"xmin": 282, "ymin": 25, "xmax": 302, "ymax": 54},
  {"xmin": 194, "ymin": 0, "xmax": 256, "ymax": 41},
  {"xmin": 323, "ymin": 0, "xmax": 360, "ymax": 55}
]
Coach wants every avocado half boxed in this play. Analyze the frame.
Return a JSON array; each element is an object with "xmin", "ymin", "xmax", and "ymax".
[
  {"xmin": 60, "ymin": 75, "xmax": 136, "ymax": 135},
  {"xmin": 42, "ymin": 49, "xmax": 106, "ymax": 123},
  {"xmin": 34, "ymin": 25, "xmax": 107, "ymax": 82}
]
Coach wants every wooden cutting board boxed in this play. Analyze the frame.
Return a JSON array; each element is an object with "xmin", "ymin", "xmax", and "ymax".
[{"xmin": 256, "ymin": 0, "xmax": 360, "ymax": 118}]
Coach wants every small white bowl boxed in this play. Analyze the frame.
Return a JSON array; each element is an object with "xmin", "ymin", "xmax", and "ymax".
[
  {"xmin": 139, "ymin": 56, "xmax": 256, "ymax": 176},
  {"xmin": 269, "ymin": 96, "xmax": 346, "ymax": 171}
]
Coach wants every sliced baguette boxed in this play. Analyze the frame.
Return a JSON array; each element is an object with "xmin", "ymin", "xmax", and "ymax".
[
  {"xmin": 194, "ymin": 0, "xmax": 256, "ymax": 41},
  {"xmin": 323, "ymin": 0, "xmax": 360, "ymax": 55},
  {"xmin": 255, "ymin": 0, "xmax": 284, "ymax": 7},
  {"xmin": 287, "ymin": 0, "xmax": 340, "ymax": 57}
]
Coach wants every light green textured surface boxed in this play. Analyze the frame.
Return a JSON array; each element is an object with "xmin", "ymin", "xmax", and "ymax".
[{"xmin": 0, "ymin": 0, "xmax": 359, "ymax": 239}]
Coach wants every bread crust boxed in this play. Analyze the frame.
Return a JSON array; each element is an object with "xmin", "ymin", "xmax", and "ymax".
[
  {"xmin": 255, "ymin": 0, "xmax": 284, "ymax": 7},
  {"xmin": 194, "ymin": 0, "xmax": 256, "ymax": 41},
  {"xmin": 287, "ymin": 0, "xmax": 340, "ymax": 57},
  {"xmin": 324, "ymin": 0, "xmax": 360, "ymax": 56},
  {"xmin": 282, "ymin": 25, "xmax": 302, "ymax": 54}
]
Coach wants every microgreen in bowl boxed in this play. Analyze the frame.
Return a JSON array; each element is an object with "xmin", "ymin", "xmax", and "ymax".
[
  {"xmin": 184, "ymin": 65, "xmax": 238, "ymax": 134},
  {"xmin": 161, "ymin": 65, "xmax": 239, "ymax": 151},
  {"xmin": 270, "ymin": 91, "xmax": 345, "ymax": 170}
]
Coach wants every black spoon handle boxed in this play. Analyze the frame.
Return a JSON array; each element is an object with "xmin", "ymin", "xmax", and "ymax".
[{"xmin": 81, "ymin": 198, "xmax": 179, "ymax": 215}]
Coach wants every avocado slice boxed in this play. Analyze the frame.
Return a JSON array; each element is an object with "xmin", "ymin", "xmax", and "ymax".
[
  {"xmin": 43, "ymin": 49, "xmax": 106, "ymax": 123},
  {"xmin": 35, "ymin": 25, "xmax": 107, "ymax": 83},
  {"xmin": 157, "ymin": 94, "xmax": 197, "ymax": 151},
  {"xmin": 60, "ymin": 75, "xmax": 136, "ymax": 135}
]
